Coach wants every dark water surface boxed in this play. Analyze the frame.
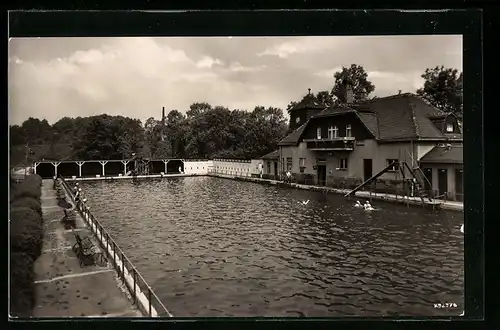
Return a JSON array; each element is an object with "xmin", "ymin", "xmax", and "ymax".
[{"xmin": 79, "ymin": 177, "xmax": 464, "ymax": 317}]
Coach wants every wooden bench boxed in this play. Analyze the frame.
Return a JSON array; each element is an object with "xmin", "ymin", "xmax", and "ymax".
[
  {"xmin": 61, "ymin": 209, "xmax": 76, "ymax": 229},
  {"xmin": 72, "ymin": 232, "xmax": 97, "ymax": 267}
]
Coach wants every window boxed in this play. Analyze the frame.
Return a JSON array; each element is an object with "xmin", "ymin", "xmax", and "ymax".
[
  {"xmin": 387, "ymin": 159, "xmax": 399, "ymax": 171},
  {"xmin": 338, "ymin": 158, "xmax": 348, "ymax": 170},
  {"xmin": 299, "ymin": 158, "xmax": 306, "ymax": 173},
  {"xmin": 346, "ymin": 124, "xmax": 352, "ymax": 137},
  {"xmin": 446, "ymin": 123, "xmax": 454, "ymax": 132},
  {"xmin": 328, "ymin": 126, "xmax": 338, "ymax": 139},
  {"xmin": 286, "ymin": 157, "xmax": 293, "ymax": 171},
  {"xmin": 267, "ymin": 162, "xmax": 271, "ymax": 173},
  {"xmin": 317, "ymin": 127, "xmax": 322, "ymax": 139}
]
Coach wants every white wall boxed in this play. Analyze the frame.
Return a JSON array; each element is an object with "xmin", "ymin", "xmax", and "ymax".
[
  {"xmin": 212, "ymin": 159, "xmax": 262, "ymax": 176},
  {"xmin": 183, "ymin": 160, "xmax": 212, "ymax": 175}
]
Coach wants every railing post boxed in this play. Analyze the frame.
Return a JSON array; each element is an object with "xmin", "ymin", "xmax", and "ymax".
[
  {"xmin": 113, "ymin": 242, "xmax": 116, "ymax": 267},
  {"xmin": 133, "ymin": 269, "xmax": 137, "ymax": 304},
  {"xmin": 121, "ymin": 252, "xmax": 125, "ymax": 282},
  {"xmin": 148, "ymin": 288, "xmax": 152, "ymax": 316}
]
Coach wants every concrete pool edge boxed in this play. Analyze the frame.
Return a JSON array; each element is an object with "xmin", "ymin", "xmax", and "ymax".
[
  {"xmin": 33, "ymin": 180, "xmax": 142, "ymax": 318},
  {"xmin": 58, "ymin": 178, "xmax": 173, "ymax": 317},
  {"xmin": 207, "ymin": 173, "xmax": 464, "ymax": 212}
]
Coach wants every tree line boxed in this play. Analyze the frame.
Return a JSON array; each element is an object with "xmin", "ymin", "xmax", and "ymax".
[{"xmin": 10, "ymin": 64, "xmax": 462, "ymax": 162}]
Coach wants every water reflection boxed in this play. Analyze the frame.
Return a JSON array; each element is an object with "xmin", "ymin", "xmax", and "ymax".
[{"xmin": 79, "ymin": 177, "xmax": 464, "ymax": 317}]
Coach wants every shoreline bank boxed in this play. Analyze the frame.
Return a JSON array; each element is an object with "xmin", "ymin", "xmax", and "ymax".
[{"xmin": 207, "ymin": 173, "xmax": 464, "ymax": 212}]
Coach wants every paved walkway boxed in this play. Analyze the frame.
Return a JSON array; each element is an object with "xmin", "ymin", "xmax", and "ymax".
[
  {"xmin": 33, "ymin": 180, "xmax": 142, "ymax": 317},
  {"xmin": 209, "ymin": 173, "xmax": 464, "ymax": 211}
]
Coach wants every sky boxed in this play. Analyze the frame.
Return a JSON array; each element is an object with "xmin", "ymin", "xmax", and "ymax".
[{"xmin": 8, "ymin": 35, "xmax": 462, "ymax": 126}]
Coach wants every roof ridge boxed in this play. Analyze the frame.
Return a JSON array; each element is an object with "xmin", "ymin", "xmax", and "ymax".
[{"xmin": 357, "ymin": 92, "xmax": 414, "ymax": 104}]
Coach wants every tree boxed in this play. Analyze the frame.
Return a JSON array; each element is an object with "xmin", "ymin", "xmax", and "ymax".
[
  {"xmin": 186, "ymin": 102, "xmax": 212, "ymax": 118},
  {"xmin": 10, "ymin": 125, "xmax": 26, "ymax": 146},
  {"xmin": 165, "ymin": 110, "xmax": 186, "ymax": 158},
  {"xmin": 331, "ymin": 64, "xmax": 375, "ymax": 103},
  {"xmin": 416, "ymin": 66, "xmax": 463, "ymax": 114},
  {"xmin": 286, "ymin": 101, "xmax": 298, "ymax": 112},
  {"xmin": 72, "ymin": 115, "xmax": 145, "ymax": 160},
  {"xmin": 20, "ymin": 117, "xmax": 53, "ymax": 145},
  {"xmin": 315, "ymin": 91, "xmax": 334, "ymax": 107}
]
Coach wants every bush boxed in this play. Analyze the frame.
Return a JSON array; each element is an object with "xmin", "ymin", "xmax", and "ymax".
[
  {"xmin": 12, "ymin": 181, "xmax": 42, "ymax": 200},
  {"xmin": 10, "ymin": 252, "xmax": 35, "ymax": 317},
  {"xmin": 10, "ymin": 207, "xmax": 44, "ymax": 261},
  {"xmin": 11, "ymin": 197, "xmax": 42, "ymax": 216}
]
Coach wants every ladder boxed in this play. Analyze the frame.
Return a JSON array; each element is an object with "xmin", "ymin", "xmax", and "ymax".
[{"xmin": 404, "ymin": 149, "xmax": 433, "ymax": 201}]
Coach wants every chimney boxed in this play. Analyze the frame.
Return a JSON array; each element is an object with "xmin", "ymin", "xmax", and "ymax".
[
  {"xmin": 345, "ymin": 82, "xmax": 354, "ymax": 104},
  {"xmin": 162, "ymin": 107, "xmax": 165, "ymax": 122}
]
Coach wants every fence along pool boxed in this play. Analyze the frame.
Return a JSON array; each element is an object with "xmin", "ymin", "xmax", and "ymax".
[{"xmin": 59, "ymin": 175, "xmax": 172, "ymax": 317}]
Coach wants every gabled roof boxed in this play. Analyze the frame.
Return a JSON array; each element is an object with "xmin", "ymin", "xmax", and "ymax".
[
  {"xmin": 289, "ymin": 95, "xmax": 326, "ymax": 112},
  {"xmin": 280, "ymin": 93, "xmax": 462, "ymax": 147},
  {"xmin": 420, "ymin": 145, "xmax": 463, "ymax": 164},
  {"xmin": 261, "ymin": 149, "xmax": 279, "ymax": 160},
  {"xmin": 351, "ymin": 93, "xmax": 460, "ymax": 141},
  {"xmin": 278, "ymin": 121, "xmax": 309, "ymax": 146},
  {"xmin": 312, "ymin": 105, "xmax": 379, "ymax": 138}
]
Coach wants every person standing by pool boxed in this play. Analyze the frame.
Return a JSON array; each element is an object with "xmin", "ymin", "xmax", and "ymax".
[{"xmin": 258, "ymin": 163, "xmax": 263, "ymax": 178}]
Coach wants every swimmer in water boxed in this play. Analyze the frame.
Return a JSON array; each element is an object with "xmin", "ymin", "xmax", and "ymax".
[
  {"xmin": 354, "ymin": 201, "xmax": 362, "ymax": 208},
  {"xmin": 364, "ymin": 201, "xmax": 375, "ymax": 211}
]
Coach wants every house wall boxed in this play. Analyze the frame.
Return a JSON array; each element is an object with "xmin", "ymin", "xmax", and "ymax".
[
  {"xmin": 212, "ymin": 159, "xmax": 262, "ymax": 176},
  {"xmin": 289, "ymin": 108, "xmax": 323, "ymax": 131},
  {"xmin": 416, "ymin": 143, "xmax": 437, "ymax": 160},
  {"xmin": 281, "ymin": 140, "xmax": 417, "ymax": 182},
  {"xmin": 184, "ymin": 160, "xmax": 212, "ymax": 175},
  {"xmin": 445, "ymin": 115, "xmax": 460, "ymax": 134},
  {"xmin": 279, "ymin": 143, "xmax": 317, "ymax": 175},
  {"xmin": 263, "ymin": 159, "xmax": 279, "ymax": 176},
  {"xmin": 421, "ymin": 163, "xmax": 463, "ymax": 200}
]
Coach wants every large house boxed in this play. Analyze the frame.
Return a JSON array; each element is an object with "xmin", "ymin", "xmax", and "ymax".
[{"xmin": 261, "ymin": 84, "xmax": 464, "ymax": 201}]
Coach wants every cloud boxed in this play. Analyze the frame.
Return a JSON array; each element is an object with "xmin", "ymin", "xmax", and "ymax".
[
  {"xmin": 314, "ymin": 67, "xmax": 343, "ymax": 79},
  {"xmin": 8, "ymin": 36, "xmax": 462, "ymax": 125},
  {"xmin": 228, "ymin": 62, "xmax": 267, "ymax": 72},
  {"xmin": 196, "ymin": 56, "xmax": 224, "ymax": 68},
  {"xmin": 257, "ymin": 37, "xmax": 355, "ymax": 58}
]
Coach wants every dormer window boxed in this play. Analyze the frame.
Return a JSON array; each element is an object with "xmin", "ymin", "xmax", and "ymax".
[
  {"xmin": 317, "ymin": 127, "xmax": 322, "ymax": 139},
  {"xmin": 446, "ymin": 123, "xmax": 454, "ymax": 132},
  {"xmin": 328, "ymin": 126, "xmax": 338, "ymax": 139},
  {"xmin": 346, "ymin": 124, "xmax": 352, "ymax": 137}
]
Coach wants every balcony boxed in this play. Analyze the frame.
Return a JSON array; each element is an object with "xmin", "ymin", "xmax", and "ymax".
[{"xmin": 303, "ymin": 137, "xmax": 355, "ymax": 151}]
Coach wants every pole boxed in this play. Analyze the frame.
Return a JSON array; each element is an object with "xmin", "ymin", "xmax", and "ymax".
[{"xmin": 24, "ymin": 143, "xmax": 29, "ymax": 178}]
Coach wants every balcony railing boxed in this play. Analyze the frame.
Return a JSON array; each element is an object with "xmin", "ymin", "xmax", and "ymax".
[{"xmin": 303, "ymin": 137, "xmax": 355, "ymax": 151}]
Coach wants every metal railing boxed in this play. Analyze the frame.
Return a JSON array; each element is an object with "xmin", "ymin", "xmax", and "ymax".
[{"xmin": 58, "ymin": 175, "xmax": 172, "ymax": 317}]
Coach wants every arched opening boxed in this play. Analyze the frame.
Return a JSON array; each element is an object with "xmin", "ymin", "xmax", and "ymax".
[
  {"xmin": 167, "ymin": 159, "xmax": 184, "ymax": 174},
  {"xmin": 150, "ymin": 160, "xmax": 165, "ymax": 174},
  {"xmin": 81, "ymin": 162, "xmax": 102, "ymax": 177},
  {"xmin": 105, "ymin": 161, "xmax": 123, "ymax": 176},
  {"xmin": 36, "ymin": 162, "xmax": 55, "ymax": 179},
  {"xmin": 58, "ymin": 162, "xmax": 79, "ymax": 177}
]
